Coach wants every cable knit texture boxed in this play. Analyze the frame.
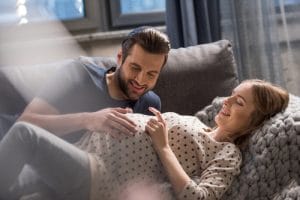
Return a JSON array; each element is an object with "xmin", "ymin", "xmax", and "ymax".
[{"xmin": 195, "ymin": 94, "xmax": 300, "ymax": 200}]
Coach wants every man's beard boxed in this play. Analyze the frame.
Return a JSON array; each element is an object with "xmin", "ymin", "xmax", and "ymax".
[{"xmin": 115, "ymin": 67, "xmax": 148, "ymax": 100}]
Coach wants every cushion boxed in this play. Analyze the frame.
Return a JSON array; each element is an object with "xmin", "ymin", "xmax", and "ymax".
[
  {"xmin": 87, "ymin": 39, "xmax": 239, "ymax": 115},
  {"xmin": 0, "ymin": 40, "xmax": 238, "ymax": 116},
  {"xmin": 0, "ymin": 59, "xmax": 73, "ymax": 114},
  {"xmin": 196, "ymin": 94, "xmax": 300, "ymax": 199},
  {"xmin": 155, "ymin": 39, "xmax": 239, "ymax": 115}
]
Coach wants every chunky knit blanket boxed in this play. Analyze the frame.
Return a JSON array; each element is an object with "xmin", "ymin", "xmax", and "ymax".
[{"xmin": 196, "ymin": 94, "xmax": 300, "ymax": 200}]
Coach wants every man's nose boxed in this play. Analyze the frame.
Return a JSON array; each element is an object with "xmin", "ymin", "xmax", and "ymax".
[{"xmin": 135, "ymin": 72, "xmax": 147, "ymax": 85}]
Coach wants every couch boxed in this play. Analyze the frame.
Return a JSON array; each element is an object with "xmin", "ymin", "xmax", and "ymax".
[{"xmin": 0, "ymin": 39, "xmax": 300, "ymax": 199}]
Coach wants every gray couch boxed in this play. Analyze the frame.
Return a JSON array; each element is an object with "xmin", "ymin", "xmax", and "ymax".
[
  {"xmin": 0, "ymin": 39, "xmax": 299, "ymax": 199},
  {"xmin": 0, "ymin": 39, "xmax": 238, "ymax": 116}
]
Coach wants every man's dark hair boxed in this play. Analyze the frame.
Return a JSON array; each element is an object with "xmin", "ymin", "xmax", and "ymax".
[{"xmin": 121, "ymin": 26, "xmax": 171, "ymax": 67}]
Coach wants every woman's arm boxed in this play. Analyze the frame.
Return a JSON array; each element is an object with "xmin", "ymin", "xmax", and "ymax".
[
  {"xmin": 154, "ymin": 146, "xmax": 191, "ymax": 194},
  {"xmin": 146, "ymin": 108, "xmax": 242, "ymax": 200},
  {"xmin": 146, "ymin": 107, "xmax": 191, "ymax": 194},
  {"xmin": 177, "ymin": 149, "xmax": 242, "ymax": 200}
]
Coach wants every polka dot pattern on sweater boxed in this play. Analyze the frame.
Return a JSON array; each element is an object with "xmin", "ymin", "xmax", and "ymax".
[{"xmin": 76, "ymin": 112, "xmax": 241, "ymax": 200}]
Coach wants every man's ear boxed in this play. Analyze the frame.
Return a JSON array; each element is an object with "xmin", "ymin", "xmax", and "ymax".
[{"xmin": 117, "ymin": 49, "xmax": 122, "ymax": 66}]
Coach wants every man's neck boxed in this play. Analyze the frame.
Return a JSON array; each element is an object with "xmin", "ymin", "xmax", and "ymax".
[{"xmin": 106, "ymin": 72, "xmax": 128, "ymax": 100}]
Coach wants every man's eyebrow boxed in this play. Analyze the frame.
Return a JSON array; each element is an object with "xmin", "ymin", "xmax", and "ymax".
[
  {"xmin": 130, "ymin": 62, "xmax": 160, "ymax": 74},
  {"xmin": 130, "ymin": 62, "xmax": 142, "ymax": 68}
]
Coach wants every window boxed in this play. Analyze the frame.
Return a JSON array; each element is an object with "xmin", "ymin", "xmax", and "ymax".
[
  {"xmin": 0, "ymin": 0, "xmax": 101, "ymax": 32},
  {"xmin": 275, "ymin": 0, "xmax": 300, "ymax": 12},
  {"xmin": 109, "ymin": 0, "xmax": 166, "ymax": 28},
  {"xmin": 0, "ymin": 0, "xmax": 166, "ymax": 33}
]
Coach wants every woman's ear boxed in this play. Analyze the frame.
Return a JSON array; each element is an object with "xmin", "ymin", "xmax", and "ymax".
[{"xmin": 117, "ymin": 49, "xmax": 122, "ymax": 66}]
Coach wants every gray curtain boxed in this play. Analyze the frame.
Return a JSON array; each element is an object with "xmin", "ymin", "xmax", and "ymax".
[
  {"xmin": 220, "ymin": 0, "xmax": 299, "ymax": 90},
  {"xmin": 276, "ymin": 0, "xmax": 300, "ymax": 96},
  {"xmin": 166, "ymin": 0, "xmax": 221, "ymax": 48}
]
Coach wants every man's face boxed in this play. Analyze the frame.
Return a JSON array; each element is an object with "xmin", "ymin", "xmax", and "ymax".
[{"xmin": 116, "ymin": 44, "xmax": 166, "ymax": 100}]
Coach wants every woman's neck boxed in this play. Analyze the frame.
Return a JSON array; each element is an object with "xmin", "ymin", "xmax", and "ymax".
[{"xmin": 210, "ymin": 128, "xmax": 234, "ymax": 143}]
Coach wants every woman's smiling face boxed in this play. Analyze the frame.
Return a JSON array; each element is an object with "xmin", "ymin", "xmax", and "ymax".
[{"xmin": 215, "ymin": 82, "xmax": 256, "ymax": 136}]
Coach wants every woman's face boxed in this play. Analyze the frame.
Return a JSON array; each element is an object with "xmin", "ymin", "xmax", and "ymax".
[{"xmin": 215, "ymin": 82, "xmax": 256, "ymax": 137}]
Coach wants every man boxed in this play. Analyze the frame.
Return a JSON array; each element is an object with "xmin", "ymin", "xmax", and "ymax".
[
  {"xmin": 18, "ymin": 26, "xmax": 170, "ymax": 139},
  {"xmin": 5, "ymin": 26, "xmax": 170, "ymax": 199}
]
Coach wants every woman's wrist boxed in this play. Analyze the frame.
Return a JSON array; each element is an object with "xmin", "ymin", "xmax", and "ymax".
[{"xmin": 156, "ymin": 145, "xmax": 172, "ymax": 156}]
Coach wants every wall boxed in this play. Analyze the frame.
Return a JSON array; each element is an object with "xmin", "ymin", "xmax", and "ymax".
[{"xmin": 79, "ymin": 38, "xmax": 122, "ymax": 58}]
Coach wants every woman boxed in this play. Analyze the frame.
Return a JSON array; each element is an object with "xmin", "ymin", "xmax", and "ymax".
[{"xmin": 0, "ymin": 79, "xmax": 289, "ymax": 200}]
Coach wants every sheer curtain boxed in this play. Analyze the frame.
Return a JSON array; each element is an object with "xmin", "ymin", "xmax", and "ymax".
[
  {"xmin": 276, "ymin": 0, "xmax": 300, "ymax": 96},
  {"xmin": 220, "ymin": 0, "xmax": 300, "ymax": 96}
]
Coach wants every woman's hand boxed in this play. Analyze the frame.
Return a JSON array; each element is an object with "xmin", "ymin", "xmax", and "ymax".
[
  {"xmin": 146, "ymin": 107, "xmax": 191, "ymax": 194},
  {"xmin": 145, "ymin": 107, "xmax": 169, "ymax": 151}
]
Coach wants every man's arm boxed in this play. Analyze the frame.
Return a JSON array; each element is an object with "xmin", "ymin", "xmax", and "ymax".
[
  {"xmin": 18, "ymin": 98, "xmax": 88, "ymax": 137},
  {"xmin": 18, "ymin": 98, "xmax": 137, "ymax": 137}
]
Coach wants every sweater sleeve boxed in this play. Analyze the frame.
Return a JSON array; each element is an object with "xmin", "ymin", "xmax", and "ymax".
[{"xmin": 177, "ymin": 145, "xmax": 242, "ymax": 200}]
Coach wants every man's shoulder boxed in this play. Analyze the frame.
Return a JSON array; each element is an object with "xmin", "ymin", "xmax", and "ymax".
[
  {"xmin": 136, "ymin": 91, "xmax": 161, "ymax": 112},
  {"xmin": 77, "ymin": 56, "xmax": 117, "ymax": 72},
  {"xmin": 141, "ymin": 91, "xmax": 160, "ymax": 102},
  {"xmin": 77, "ymin": 59, "xmax": 107, "ymax": 75}
]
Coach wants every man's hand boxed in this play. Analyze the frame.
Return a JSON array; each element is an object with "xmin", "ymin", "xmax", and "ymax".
[{"xmin": 84, "ymin": 107, "xmax": 137, "ymax": 138}]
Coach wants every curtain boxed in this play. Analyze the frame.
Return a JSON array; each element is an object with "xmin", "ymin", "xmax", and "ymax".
[
  {"xmin": 276, "ymin": 0, "xmax": 300, "ymax": 96},
  {"xmin": 220, "ymin": 0, "xmax": 300, "ymax": 95},
  {"xmin": 165, "ymin": 0, "xmax": 221, "ymax": 48}
]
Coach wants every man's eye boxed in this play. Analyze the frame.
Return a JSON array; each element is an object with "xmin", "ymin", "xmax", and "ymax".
[
  {"xmin": 131, "ymin": 67, "xmax": 140, "ymax": 72},
  {"xmin": 148, "ymin": 74, "xmax": 155, "ymax": 79}
]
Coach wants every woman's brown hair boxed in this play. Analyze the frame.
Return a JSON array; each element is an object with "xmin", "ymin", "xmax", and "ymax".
[{"xmin": 235, "ymin": 79, "xmax": 289, "ymax": 146}]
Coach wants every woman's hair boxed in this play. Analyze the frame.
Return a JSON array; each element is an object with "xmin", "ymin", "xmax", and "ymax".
[
  {"xmin": 121, "ymin": 26, "xmax": 171, "ymax": 67},
  {"xmin": 235, "ymin": 79, "xmax": 289, "ymax": 146}
]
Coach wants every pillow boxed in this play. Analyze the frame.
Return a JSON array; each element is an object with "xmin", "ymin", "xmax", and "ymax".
[
  {"xmin": 196, "ymin": 94, "xmax": 300, "ymax": 199},
  {"xmin": 154, "ymin": 40, "xmax": 239, "ymax": 115},
  {"xmin": 85, "ymin": 40, "xmax": 239, "ymax": 115},
  {"xmin": 0, "ymin": 59, "xmax": 73, "ymax": 114}
]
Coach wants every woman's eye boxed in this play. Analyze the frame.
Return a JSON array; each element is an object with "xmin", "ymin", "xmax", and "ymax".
[{"xmin": 236, "ymin": 99, "xmax": 243, "ymax": 106}]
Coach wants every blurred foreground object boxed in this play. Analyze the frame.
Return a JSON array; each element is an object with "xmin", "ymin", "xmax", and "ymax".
[{"xmin": 0, "ymin": 0, "xmax": 85, "ymax": 66}]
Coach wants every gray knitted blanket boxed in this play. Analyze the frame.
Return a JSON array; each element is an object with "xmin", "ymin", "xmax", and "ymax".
[{"xmin": 195, "ymin": 94, "xmax": 300, "ymax": 200}]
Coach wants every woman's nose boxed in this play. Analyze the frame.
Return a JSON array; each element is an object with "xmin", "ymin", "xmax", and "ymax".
[{"xmin": 224, "ymin": 96, "xmax": 234, "ymax": 105}]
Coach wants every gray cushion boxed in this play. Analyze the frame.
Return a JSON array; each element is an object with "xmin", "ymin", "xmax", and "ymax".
[
  {"xmin": 85, "ymin": 39, "xmax": 239, "ymax": 115},
  {"xmin": 0, "ymin": 60, "xmax": 72, "ymax": 114},
  {"xmin": 0, "ymin": 40, "xmax": 238, "ymax": 116},
  {"xmin": 154, "ymin": 39, "xmax": 239, "ymax": 115}
]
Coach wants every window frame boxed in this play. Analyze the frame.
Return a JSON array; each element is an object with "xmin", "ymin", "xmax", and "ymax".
[
  {"xmin": 0, "ymin": 0, "xmax": 166, "ymax": 34},
  {"xmin": 0, "ymin": 0, "xmax": 103, "ymax": 33},
  {"xmin": 275, "ymin": 0, "xmax": 300, "ymax": 13},
  {"xmin": 108, "ymin": 0, "xmax": 166, "ymax": 28},
  {"xmin": 62, "ymin": 0, "xmax": 102, "ymax": 32}
]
